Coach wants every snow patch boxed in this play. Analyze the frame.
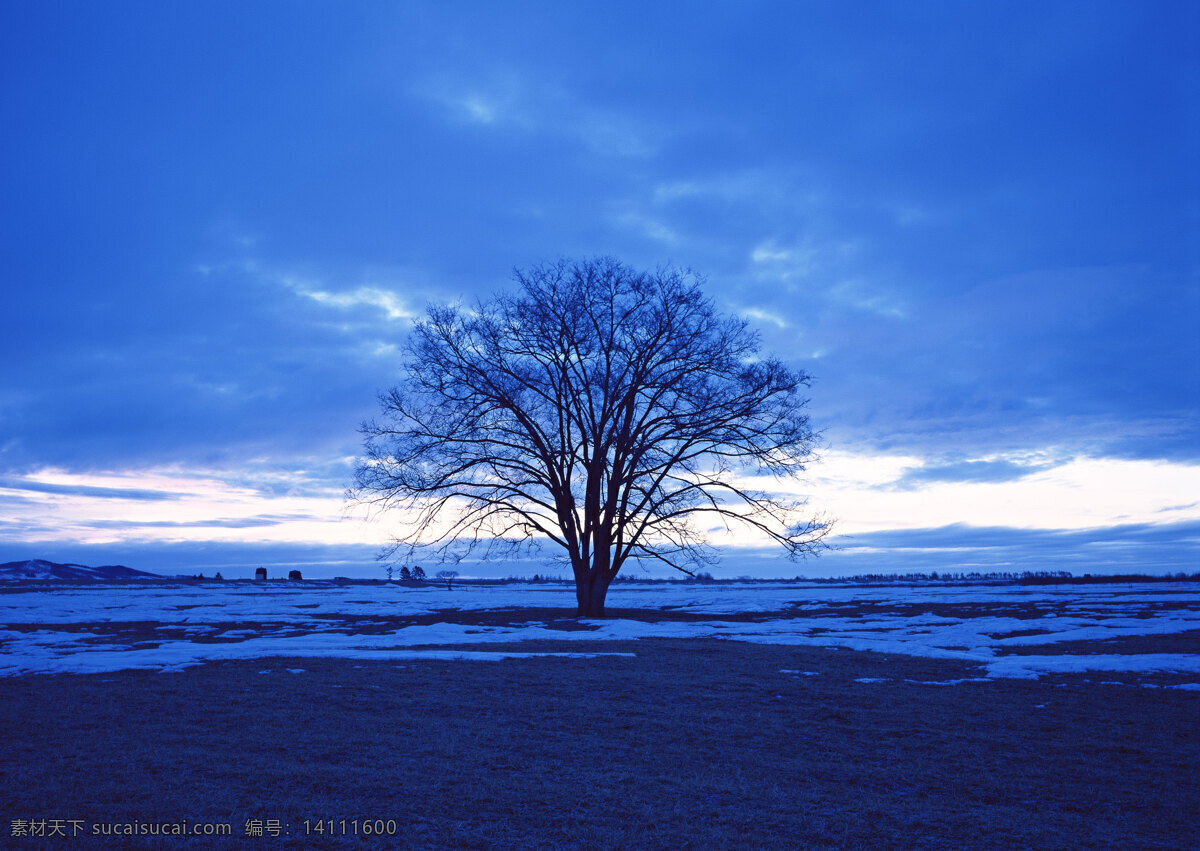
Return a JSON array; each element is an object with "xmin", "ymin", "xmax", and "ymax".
[{"xmin": 1, "ymin": 581, "xmax": 1195, "ymax": 681}]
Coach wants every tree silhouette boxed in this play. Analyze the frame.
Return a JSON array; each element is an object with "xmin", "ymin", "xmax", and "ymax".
[{"xmin": 354, "ymin": 258, "xmax": 829, "ymax": 615}]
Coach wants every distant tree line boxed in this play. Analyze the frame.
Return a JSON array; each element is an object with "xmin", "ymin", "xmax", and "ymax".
[{"xmin": 787, "ymin": 571, "xmax": 1200, "ymax": 585}]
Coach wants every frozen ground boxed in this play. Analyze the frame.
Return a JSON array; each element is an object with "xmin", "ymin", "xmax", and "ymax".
[{"xmin": 1, "ymin": 580, "xmax": 1198, "ymax": 682}]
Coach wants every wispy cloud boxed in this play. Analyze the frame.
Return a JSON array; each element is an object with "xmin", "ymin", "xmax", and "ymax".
[
  {"xmin": 653, "ymin": 170, "xmax": 816, "ymax": 207},
  {"xmin": 737, "ymin": 306, "xmax": 790, "ymax": 329},
  {"xmin": 804, "ymin": 450, "xmax": 1200, "ymax": 536},
  {"xmin": 0, "ymin": 468, "xmax": 382, "ymax": 549},
  {"xmin": 611, "ymin": 209, "xmax": 680, "ymax": 245},
  {"xmin": 825, "ymin": 278, "xmax": 906, "ymax": 319},
  {"xmin": 0, "ymin": 478, "xmax": 183, "ymax": 501},
  {"xmin": 199, "ymin": 259, "xmax": 420, "ymax": 324},
  {"xmin": 892, "ymin": 457, "xmax": 1059, "ymax": 488},
  {"xmin": 458, "ymin": 93, "xmax": 502, "ymax": 124},
  {"xmin": 294, "ymin": 284, "xmax": 415, "ymax": 321},
  {"xmin": 417, "ymin": 70, "xmax": 662, "ymax": 158},
  {"xmin": 827, "ymin": 520, "xmax": 1200, "ymax": 575},
  {"xmin": 82, "ymin": 514, "xmax": 313, "ymax": 530}
]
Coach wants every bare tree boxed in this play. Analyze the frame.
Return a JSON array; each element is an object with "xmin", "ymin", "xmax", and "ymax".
[{"xmin": 353, "ymin": 258, "xmax": 830, "ymax": 616}]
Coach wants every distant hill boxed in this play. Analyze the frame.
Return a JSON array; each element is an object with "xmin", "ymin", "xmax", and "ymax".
[{"xmin": 0, "ymin": 559, "xmax": 163, "ymax": 581}]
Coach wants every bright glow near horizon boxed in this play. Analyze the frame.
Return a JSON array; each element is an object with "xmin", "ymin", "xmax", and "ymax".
[
  {"xmin": 5, "ymin": 453, "xmax": 1198, "ymax": 563},
  {"xmin": 811, "ymin": 452, "xmax": 1200, "ymax": 534}
]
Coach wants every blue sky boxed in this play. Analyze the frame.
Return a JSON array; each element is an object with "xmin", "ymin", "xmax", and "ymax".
[{"xmin": 2, "ymin": 1, "xmax": 1197, "ymax": 578}]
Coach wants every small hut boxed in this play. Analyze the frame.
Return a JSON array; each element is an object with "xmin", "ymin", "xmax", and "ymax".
[
  {"xmin": 255, "ymin": 567, "xmax": 267, "ymax": 581},
  {"xmin": 288, "ymin": 570, "xmax": 303, "ymax": 581}
]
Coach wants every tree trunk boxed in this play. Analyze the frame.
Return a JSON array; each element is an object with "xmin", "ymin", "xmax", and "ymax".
[{"xmin": 575, "ymin": 570, "xmax": 611, "ymax": 617}]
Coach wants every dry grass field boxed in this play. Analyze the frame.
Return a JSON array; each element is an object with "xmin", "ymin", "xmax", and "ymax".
[{"xmin": 3, "ymin": 636, "xmax": 1198, "ymax": 849}]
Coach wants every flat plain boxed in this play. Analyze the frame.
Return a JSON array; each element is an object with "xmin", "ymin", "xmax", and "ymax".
[{"xmin": 2, "ymin": 580, "xmax": 1198, "ymax": 848}]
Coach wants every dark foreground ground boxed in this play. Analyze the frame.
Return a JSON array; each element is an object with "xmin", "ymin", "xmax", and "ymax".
[{"xmin": 3, "ymin": 639, "xmax": 1198, "ymax": 849}]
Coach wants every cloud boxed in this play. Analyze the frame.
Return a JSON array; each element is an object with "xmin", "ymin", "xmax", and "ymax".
[
  {"xmin": 0, "ymin": 478, "xmax": 182, "ymax": 501},
  {"xmin": 611, "ymin": 209, "xmax": 680, "ymax": 245},
  {"xmin": 823, "ymin": 520, "xmax": 1200, "ymax": 576},
  {"xmin": 289, "ymin": 282, "xmax": 416, "ymax": 322},
  {"xmin": 0, "ymin": 467, "xmax": 382, "ymax": 549},
  {"xmin": 824, "ymin": 279, "xmax": 906, "ymax": 319},
  {"xmin": 613, "ymin": 151, "xmax": 1197, "ymax": 468},
  {"xmin": 214, "ymin": 260, "xmax": 422, "ymax": 324},
  {"xmin": 3, "ymin": 1, "xmax": 1195, "ymax": 576},
  {"xmin": 737, "ymin": 306, "xmax": 789, "ymax": 329},
  {"xmin": 0, "ymin": 251, "xmax": 425, "ymax": 478},
  {"xmin": 654, "ymin": 170, "xmax": 826, "ymax": 208},
  {"xmin": 80, "ymin": 514, "xmax": 312, "ymax": 530},
  {"xmin": 798, "ymin": 264, "xmax": 1200, "ymax": 463},
  {"xmin": 416, "ymin": 69, "xmax": 662, "ymax": 158},
  {"xmin": 1159, "ymin": 502, "xmax": 1199, "ymax": 514},
  {"xmin": 458, "ymin": 93, "xmax": 501, "ymax": 124},
  {"xmin": 807, "ymin": 450, "xmax": 1200, "ymax": 536},
  {"xmin": 21, "ymin": 520, "xmax": 1194, "ymax": 581},
  {"xmin": 891, "ymin": 457, "xmax": 1059, "ymax": 488}
]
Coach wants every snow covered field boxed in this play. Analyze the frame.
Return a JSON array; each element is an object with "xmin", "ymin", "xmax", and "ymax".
[{"xmin": 1, "ymin": 580, "xmax": 1198, "ymax": 682}]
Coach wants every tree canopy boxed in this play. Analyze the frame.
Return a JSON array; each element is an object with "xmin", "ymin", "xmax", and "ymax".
[{"xmin": 353, "ymin": 258, "xmax": 829, "ymax": 615}]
